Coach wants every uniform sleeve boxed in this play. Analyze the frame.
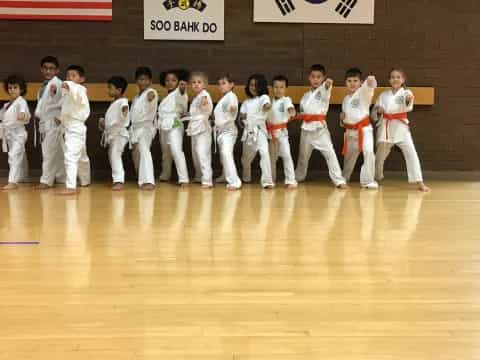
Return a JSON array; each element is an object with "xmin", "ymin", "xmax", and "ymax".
[
  {"xmin": 285, "ymin": 97, "xmax": 295, "ymax": 111},
  {"xmin": 321, "ymin": 83, "xmax": 333, "ymax": 102},
  {"xmin": 175, "ymin": 92, "xmax": 189, "ymax": 116},
  {"xmin": 17, "ymin": 99, "xmax": 31, "ymax": 123},
  {"xmin": 359, "ymin": 77, "xmax": 377, "ymax": 106},
  {"xmin": 67, "ymin": 83, "xmax": 89, "ymax": 106},
  {"xmin": 240, "ymin": 102, "xmax": 247, "ymax": 115},
  {"xmin": 404, "ymin": 89, "xmax": 414, "ymax": 112},
  {"xmin": 260, "ymin": 95, "xmax": 271, "ymax": 107},
  {"xmin": 371, "ymin": 92, "xmax": 384, "ymax": 122}
]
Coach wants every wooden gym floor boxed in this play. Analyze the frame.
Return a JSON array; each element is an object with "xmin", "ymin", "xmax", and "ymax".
[{"xmin": 0, "ymin": 174, "xmax": 479, "ymax": 359}]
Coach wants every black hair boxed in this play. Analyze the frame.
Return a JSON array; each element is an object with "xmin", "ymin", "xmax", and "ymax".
[
  {"xmin": 3, "ymin": 74, "xmax": 27, "ymax": 96},
  {"xmin": 66, "ymin": 64, "xmax": 86, "ymax": 77},
  {"xmin": 272, "ymin": 75, "xmax": 289, "ymax": 87},
  {"xmin": 40, "ymin": 56, "xmax": 59, "ymax": 68},
  {"xmin": 217, "ymin": 73, "xmax": 234, "ymax": 83},
  {"xmin": 389, "ymin": 67, "xmax": 407, "ymax": 87},
  {"xmin": 159, "ymin": 68, "xmax": 190, "ymax": 87},
  {"xmin": 309, "ymin": 64, "xmax": 326, "ymax": 76},
  {"xmin": 135, "ymin": 66, "xmax": 152, "ymax": 80},
  {"xmin": 245, "ymin": 73, "xmax": 269, "ymax": 98},
  {"xmin": 345, "ymin": 67, "xmax": 362, "ymax": 80},
  {"xmin": 107, "ymin": 76, "xmax": 128, "ymax": 94}
]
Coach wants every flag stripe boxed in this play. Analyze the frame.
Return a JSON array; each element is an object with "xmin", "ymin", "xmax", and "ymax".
[
  {"xmin": 0, "ymin": 13, "xmax": 110, "ymax": 19},
  {"xmin": 0, "ymin": 1, "xmax": 111, "ymax": 9},
  {"xmin": 0, "ymin": 7, "xmax": 110, "ymax": 14}
]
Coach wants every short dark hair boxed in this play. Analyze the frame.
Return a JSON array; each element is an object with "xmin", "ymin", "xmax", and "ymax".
[
  {"xmin": 3, "ymin": 74, "xmax": 27, "ymax": 96},
  {"xmin": 272, "ymin": 75, "xmax": 288, "ymax": 87},
  {"xmin": 107, "ymin": 76, "xmax": 128, "ymax": 94},
  {"xmin": 309, "ymin": 64, "xmax": 326, "ymax": 76},
  {"xmin": 217, "ymin": 73, "xmax": 234, "ymax": 83},
  {"xmin": 345, "ymin": 67, "xmax": 362, "ymax": 80},
  {"xmin": 40, "ymin": 56, "xmax": 59, "ymax": 68},
  {"xmin": 135, "ymin": 66, "xmax": 152, "ymax": 80},
  {"xmin": 159, "ymin": 68, "xmax": 190, "ymax": 87},
  {"xmin": 66, "ymin": 64, "xmax": 85, "ymax": 77},
  {"xmin": 245, "ymin": 73, "xmax": 269, "ymax": 98}
]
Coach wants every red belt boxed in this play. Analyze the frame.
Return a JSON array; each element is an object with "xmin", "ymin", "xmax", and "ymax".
[
  {"xmin": 383, "ymin": 112, "xmax": 408, "ymax": 140},
  {"xmin": 342, "ymin": 116, "xmax": 371, "ymax": 156},
  {"xmin": 294, "ymin": 114, "xmax": 327, "ymax": 123},
  {"xmin": 267, "ymin": 122, "xmax": 288, "ymax": 143}
]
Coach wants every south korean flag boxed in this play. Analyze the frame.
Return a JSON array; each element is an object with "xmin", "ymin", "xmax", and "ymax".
[{"xmin": 254, "ymin": 0, "xmax": 375, "ymax": 24}]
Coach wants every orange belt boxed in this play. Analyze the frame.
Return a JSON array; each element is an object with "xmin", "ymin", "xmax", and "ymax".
[
  {"xmin": 342, "ymin": 116, "xmax": 371, "ymax": 156},
  {"xmin": 294, "ymin": 114, "xmax": 327, "ymax": 123},
  {"xmin": 267, "ymin": 122, "xmax": 288, "ymax": 143},
  {"xmin": 383, "ymin": 112, "xmax": 408, "ymax": 140}
]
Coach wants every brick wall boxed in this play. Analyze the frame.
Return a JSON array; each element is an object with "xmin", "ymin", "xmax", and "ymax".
[{"xmin": 0, "ymin": 0, "xmax": 477, "ymax": 178}]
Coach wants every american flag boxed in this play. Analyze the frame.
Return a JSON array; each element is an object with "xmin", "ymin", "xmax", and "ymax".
[{"xmin": 0, "ymin": 0, "xmax": 112, "ymax": 21}]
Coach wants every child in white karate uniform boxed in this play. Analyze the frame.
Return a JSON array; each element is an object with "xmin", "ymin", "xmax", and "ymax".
[
  {"xmin": 157, "ymin": 69, "xmax": 190, "ymax": 185},
  {"xmin": 0, "ymin": 75, "xmax": 30, "ymax": 190},
  {"xmin": 130, "ymin": 66, "xmax": 158, "ymax": 190},
  {"xmin": 57, "ymin": 65, "xmax": 91, "ymax": 195},
  {"xmin": 35, "ymin": 56, "xmax": 65, "ymax": 189},
  {"xmin": 295, "ymin": 64, "xmax": 347, "ymax": 188},
  {"xmin": 268, "ymin": 75, "xmax": 297, "ymax": 188},
  {"xmin": 240, "ymin": 73, "xmax": 274, "ymax": 189},
  {"xmin": 372, "ymin": 68, "xmax": 430, "ymax": 192},
  {"xmin": 214, "ymin": 74, "xmax": 241, "ymax": 190},
  {"xmin": 185, "ymin": 72, "xmax": 214, "ymax": 188},
  {"xmin": 99, "ymin": 76, "xmax": 129, "ymax": 191},
  {"xmin": 340, "ymin": 68, "xmax": 378, "ymax": 189}
]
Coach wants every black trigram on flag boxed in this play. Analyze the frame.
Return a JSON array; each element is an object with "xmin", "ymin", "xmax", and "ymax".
[
  {"xmin": 275, "ymin": 0, "xmax": 295, "ymax": 16},
  {"xmin": 335, "ymin": 0, "xmax": 358, "ymax": 18}
]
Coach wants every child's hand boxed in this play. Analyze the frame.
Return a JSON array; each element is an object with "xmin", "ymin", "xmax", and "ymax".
[
  {"xmin": 228, "ymin": 105, "xmax": 236, "ymax": 114},
  {"xmin": 324, "ymin": 78, "xmax": 334, "ymax": 90},
  {"xmin": 50, "ymin": 84, "xmax": 57, "ymax": 96},
  {"xmin": 54, "ymin": 117, "xmax": 61, "ymax": 125},
  {"xmin": 200, "ymin": 96, "xmax": 210, "ymax": 112},
  {"xmin": 262, "ymin": 103, "xmax": 272, "ymax": 112},
  {"xmin": 98, "ymin": 117, "xmax": 105, "ymax": 131},
  {"xmin": 288, "ymin": 107, "xmax": 296, "ymax": 118},
  {"xmin": 376, "ymin": 106, "xmax": 385, "ymax": 116},
  {"xmin": 121, "ymin": 105, "xmax": 129, "ymax": 116},
  {"xmin": 339, "ymin": 112, "xmax": 346, "ymax": 124},
  {"xmin": 17, "ymin": 113, "xmax": 26, "ymax": 122},
  {"xmin": 406, "ymin": 94, "xmax": 414, "ymax": 104},
  {"xmin": 62, "ymin": 82, "xmax": 70, "ymax": 92},
  {"xmin": 366, "ymin": 76, "xmax": 376, "ymax": 87},
  {"xmin": 178, "ymin": 80, "xmax": 188, "ymax": 94}
]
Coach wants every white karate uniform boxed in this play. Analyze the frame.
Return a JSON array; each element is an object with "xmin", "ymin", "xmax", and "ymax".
[
  {"xmin": 186, "ymin": 89, "xmax": 213, "ymax": 187},
  {"xmin": 103, "ymin": 98, "xmax": 129, "ymax": 184},
  {"xmin": 342, "ymin": 79, "xmax": 378, "ymax": 188},
  {"xmin": 0, "ymin": 96, "xmax": 30, "ymax": 184},
  {"xmin": 295, "ymin": 83, "xmax": 346, "ymax": 186},
  {"xmin": 130, "ymin": 88, "xmax": 158, "ymax": 186},
  {"xmin": 214, "ymin": 91, "xmax": 241, "ymax": 189},
  {"xmin": 240, "ymin": 95, "xmax": 274, "ymax": 187},
  {"xmin": 35, "ymin": 76, "xmax": 65, "ymax": 186},
  {"xmin": 59, "ymin": 81, "xmax": 91, "ymax": 190},
  {"xmin": 371, "ymin": 88, "xmax": 424, "ymax": 183},
  {"xmin": 157, "ymin": 88, "xmax": 189, "ymax": 184},
  {"xmin": 269, "ymin": 96, "xmax": 297, "ymax": 186}
]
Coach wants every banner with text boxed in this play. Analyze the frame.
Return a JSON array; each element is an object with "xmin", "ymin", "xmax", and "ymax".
[
  {"xmin": 145, "ymin": 0, "xmax": 224, "ymax": 40},
  {"xmin": 254, "ymin": 0, "xmax": 374, "ymax": 24}
]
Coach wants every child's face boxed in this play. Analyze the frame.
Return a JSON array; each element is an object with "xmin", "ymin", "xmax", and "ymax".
[
  {"xmin": 272, "ymin": 80, "xmax": 287, "ymax": 98},
  {"xmin": 66, "ymin": 70, "xmax": 85, "ymax": 84},
  {"xmin": 41, "ymin": 62, "xmax": 59, "ymax": 81},
  {"xmin": 7, "ymin": 84, "xmax": 21, "ymax": 99},
  {"xmin": 248, "ymin": 78, "xmax": 258, "ymax": 97},
  {"xmin": 164, "ymin": 73, "xmax": 179, "ymax": 91},
  {"xmin": 308, "ymin": 70, "xmax": 325, "ymax": 88},
  {"xmin": 346, "ymin": 76, "xmax": 362, "ymax": 93},
  {"xmin": 107, "ymin": 83, "xmax": 122, "ymax": 98},
  {"xmin": 136, "ymin": 75, "xmax": 152, "ymax": 91},
  {"xmin": 218, "ymin": 78, "xmax": 234, "ymax": 94},
  {"xmin": 389, "ymin": 70, "xmax": 405, "ymax": 90},
  {"xmin": 191, "ymin": 76, "xmax": 206, "ymax": 93}
]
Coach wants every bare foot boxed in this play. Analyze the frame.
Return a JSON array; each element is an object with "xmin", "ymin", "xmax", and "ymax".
[
  {"xmin": 79, "ymin": 183, "xmax": 90, "ymax": 188},
  {"xmin": 112, "ymin": 183, "xmax": 124, "ymax": 191},
  {"xmin": 1, "ymin": 183, "xmax": 18, "ymax": 191},
  {"xmin": 286, "ymin": 184, "xmax": 298, "ymax": 189},
  {"xmin": 34, "ymin": 183, "xmax": 51, "ymax": 190},
  {"xmin": 263, "ymin": 185, "xmax": 274, "ymax": 190},
  {"xmin": 140, "ymin": 183, "xmax": 155, "ymax": 191},
  {"xmin": 226, "ymin": 185, "xmax": 240, "ymax": 191},
  {"xmin": 56, "ymin": 188, "xmax": 79, "ymax": 196},
  {"xmin": 337, "ymin": 183, "xmax": 349, "ymax": 190},
  {"xmin": 201, "ymin": 184, "xmax": 213, "ymax": 189},
  {"xmin": 178, "ymin": 182, "xmax": 189, "ymax": 187},
  {"xmin": 417, "ymin": 182, "xmax": 431, "ymax": 192}
]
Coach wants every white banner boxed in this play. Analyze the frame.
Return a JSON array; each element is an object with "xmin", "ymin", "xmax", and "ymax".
[
  {"xmin": 145, "ymin": 0, "xmax": 224, "ymax": 40},
  {"xmin": 254, "ymin": 0, "xmax": 374, "ymax": 24}
]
